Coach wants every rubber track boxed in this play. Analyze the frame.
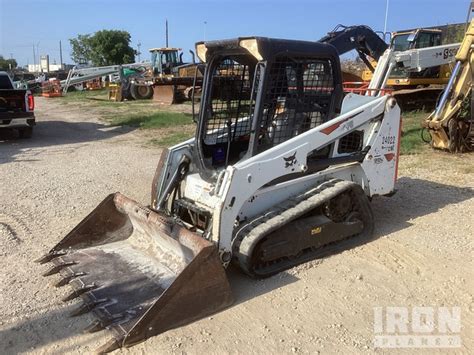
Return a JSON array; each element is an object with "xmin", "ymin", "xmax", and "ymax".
[{"xmin": 233, "ymin": 179, "xmax": 373, "ymax": 278}]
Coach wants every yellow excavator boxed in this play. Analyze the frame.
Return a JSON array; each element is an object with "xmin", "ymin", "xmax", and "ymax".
[
  {"xmin": 423, "ymin": 19, "xmax": 474, "ymax": 152},
  {"xmin": 362, "ymin": 26, "xmax": 461, "ymax": 84},
  {"xmin": 361, "ymin": 25, "xmax": 463, "ymax": 111}
]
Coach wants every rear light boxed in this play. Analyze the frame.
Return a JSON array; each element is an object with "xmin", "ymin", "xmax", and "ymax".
[{"xmin": 28, "ymin": 93, "xmax": 35, "ymax": 111}]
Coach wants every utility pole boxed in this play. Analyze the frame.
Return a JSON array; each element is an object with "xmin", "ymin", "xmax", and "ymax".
[
  {"xmin": 59, "ymin": 40, "xmax": 63, "ymax": 69},
  {"xmin": 383, "ymin": 0, "xmax": 390, "ymax": 37},
  {"xmin": 137, "ymin": 42, "xmax": 142, "ymax": 62},
  {"xmin": 32, "ymin": 44, "xmax": 36, "ymax": 71},
  {"xmin": 204, "ymin": 21, "xmax": 207, "ymax": 41},
  {"xmin": 165, "ymin": 19, "xmax": 169, "ymax": 47},
  {"xmin": 36, "ymin": 42, "xmax": 40, "ymax": 71}
]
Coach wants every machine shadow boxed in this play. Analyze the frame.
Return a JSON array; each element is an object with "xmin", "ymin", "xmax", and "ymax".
[
  {"xmin": 0, "ymin": 277, "xmax": 164, "ymax": 353},
  {"xmin": 371, "ymin": 176, "xmax": 474, "ymax": 236},
  {"xmin": 227, "ymin": 266, "xmax": 299, "ymax": 306},
  {"xmin": 0, "ymin": 302, "xmax": 97, "ymax": 353},
  {"xmin": 0, "ymin": 120, "xmax": 133, "ymax": 164}
]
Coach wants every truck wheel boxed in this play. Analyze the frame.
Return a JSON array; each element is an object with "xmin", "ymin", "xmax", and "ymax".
[
  {"xmin": 18, "ymin": 127, "xmax": 33, "ymax": 139},
  {"xmin": 131, "ymin": 84, "xmax": 153, "ymax": 100}
]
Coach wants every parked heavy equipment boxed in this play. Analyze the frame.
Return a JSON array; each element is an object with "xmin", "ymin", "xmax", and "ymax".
[
  {"xmin": 62, "ymin": 62, "xmax": 147, "ymax": 95},
  {"xmin": 367, "ymin": 42, "xmax": 460, "ymax": 95},
  {"xmin": 387, "ymin": 26, "xmax": 458, "ymax": 86},
  {"xmin": 318, "ymin": 24, "xmax": 388, "ymax": 76},
  {"xmin": 423, "ymin": 19, "xmax": 474, "ymax": 152},
  {"xmin": 130, "ymin": 47, "xmax": 203, "ymax": 104},
  {"xmin": 359, "ymin": 24, "xmax": 464, "ymax": 110},
  {"xmin": 38, "ymin": 37, "xmax": 404, "ymax": 352},
  {"xmin": 318, "ymin": 24, "xmax": 462, "ymax": 107}
]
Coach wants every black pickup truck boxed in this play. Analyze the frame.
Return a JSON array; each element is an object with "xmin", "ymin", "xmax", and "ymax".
[{"xmin": 0, "ymin": 71, "xmax": 35, "ymax": 138}]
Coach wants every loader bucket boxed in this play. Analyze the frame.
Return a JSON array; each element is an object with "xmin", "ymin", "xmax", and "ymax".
[
  {"xmin": 38, "ymin": 193, "xmax": 233, "ymax": 353},
  {"xmin": 152, "ymin": 85, "xmax": 176, "ymax": 105}
]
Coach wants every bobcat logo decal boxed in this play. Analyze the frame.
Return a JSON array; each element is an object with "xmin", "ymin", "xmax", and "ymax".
[{"xmin": 283, "ymin": 152, "xmax": 297, "ymax": 168}]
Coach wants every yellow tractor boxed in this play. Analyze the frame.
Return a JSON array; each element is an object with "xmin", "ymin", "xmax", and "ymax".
[{"xmin": 129, "ymin": 47, "xmax": 203, "ymax": 104}]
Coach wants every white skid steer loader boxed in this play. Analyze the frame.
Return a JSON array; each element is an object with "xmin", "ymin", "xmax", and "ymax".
[{"xmin": 38, "ymin": 37, "xmax": 401, "ymax": 352}]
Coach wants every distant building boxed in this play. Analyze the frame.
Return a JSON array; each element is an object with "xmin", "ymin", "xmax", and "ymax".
[{"xmin": 27, "ymin": 54, "xmax": 73, "ymax": 73}]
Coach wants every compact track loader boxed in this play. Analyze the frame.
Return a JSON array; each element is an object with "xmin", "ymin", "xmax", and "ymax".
[{"xmin": 38, "ymin": 37, "xmax": 402, "ymax": 352}]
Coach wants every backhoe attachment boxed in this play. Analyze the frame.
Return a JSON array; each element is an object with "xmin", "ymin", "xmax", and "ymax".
[{"xmin": 37, "ymin": 193, "xmax": 233, "ymax": 353}]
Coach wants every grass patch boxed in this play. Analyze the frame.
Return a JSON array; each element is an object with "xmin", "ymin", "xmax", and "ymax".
[
  {"xmin": 110, "ymin": 111, "xmax": 193, "ymax": 129},
  {"xmin": 400, "ymin": 111, "xmax": 429, "ymax": 155},
  {"xmin": 60, "ymin": 88, "xmax": 109, "ymax": 102},
  {"xmin": 151, "ymin": 131, "xmax": 194, "ymax": 146}
]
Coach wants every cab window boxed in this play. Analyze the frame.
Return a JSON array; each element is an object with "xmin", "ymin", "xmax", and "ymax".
[{"xmin": 415, "ymin": 32, "xmax": 442, "ymax": 49}]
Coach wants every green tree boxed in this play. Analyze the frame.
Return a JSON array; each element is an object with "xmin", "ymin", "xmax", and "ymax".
[
  {"xmin": 69, "ymin": 34, "xmax": 92, "ymax": 64},
  {"xmin": 443, "ymin": 24, "xmax": 466, "ymax": 44},
  {"xmin": 0, "ymin": 56, "xmax": 18, "ymax": 70},
  {"xmin": 69, "ymin": 30, "xmax": 136, "ymax": 66}
]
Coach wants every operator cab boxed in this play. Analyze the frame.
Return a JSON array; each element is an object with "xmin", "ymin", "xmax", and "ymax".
[
  {"xmin": 149, "ymin": 47, "xmax": 184, "ymax": 76},
  {"xmin": 390, "ymin": 29, "xmax": 442, "ymax": 51},
  {"xmin": 390, "ymin": 29, "xmax": 443, "ymax": 80},
  {"xmin": 194, "ymin": 37, "xmax": 344, "ymax": 178}
]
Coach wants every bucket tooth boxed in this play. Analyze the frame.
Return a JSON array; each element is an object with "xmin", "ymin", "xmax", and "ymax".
[
  {"xmin": 70, "ymin": 298, "xmax": 109, "ymax": 317},
  {"xmin": 54, "ymin": 272, "xmax": 86, "ymax": 287},
  {"xmin": 95, "ymin": 337, "xmax": 122, "ymax": 354},
  {"xmin": 84, "ymin": 319, "xmax": 104, "ymax": 333},
  {"xmin": 43, "ymin": 261, "xmax": 76, "ymax": 276},
  {"xmin": 62, "ymin": 284, "xmax": 97, "ymax": 302},
  {"xmin": 35, "ymin": 250, "xmax": 67, "ymax": 264},
  {"xmin": 84, "ymin": 314, "xmax": 123, "ymax": 333}
]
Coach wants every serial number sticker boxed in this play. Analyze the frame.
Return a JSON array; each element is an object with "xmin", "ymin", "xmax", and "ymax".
[
  {"xmin": 382, "ymin": 135, "xmax": 396, "ymax": 145},
  {"xmin": 311, "ymin": 227, "xmax": 322, "ymax": 235}
]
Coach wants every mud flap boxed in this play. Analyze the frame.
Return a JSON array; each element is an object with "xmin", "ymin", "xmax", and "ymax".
[{"xmin": 37, "ymin": 193, "xmax": 233, "ymax": 353}]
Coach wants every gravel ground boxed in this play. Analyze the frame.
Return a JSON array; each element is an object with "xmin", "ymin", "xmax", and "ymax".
[{"xmin": 0, "ymin": 97, "xmax": 472, "ymax": 354}]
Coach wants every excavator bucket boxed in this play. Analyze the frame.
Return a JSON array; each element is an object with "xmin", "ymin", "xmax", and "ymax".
[
  {"xmin": 152, "ymin": 85, "xmax": 176, "ymax": 105},
  {"xmin": 37, "ymin": 193, "xmax": 233, "ymax": 353}
]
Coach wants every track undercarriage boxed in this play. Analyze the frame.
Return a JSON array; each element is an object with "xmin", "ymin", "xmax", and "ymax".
[{"xmin": 234, "ymin": 180, "xmax": 374, "ymax": 277}]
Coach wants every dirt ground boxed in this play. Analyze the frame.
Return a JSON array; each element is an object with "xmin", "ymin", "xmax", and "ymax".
[{"xmin": 0, "ymin": 97, "xmax": 473, "ymax": 354}]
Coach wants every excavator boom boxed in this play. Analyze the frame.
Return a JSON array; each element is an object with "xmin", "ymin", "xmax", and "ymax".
[{"xmin": 319, "ymin": 24, "xmax": 388, "ymax": 71}]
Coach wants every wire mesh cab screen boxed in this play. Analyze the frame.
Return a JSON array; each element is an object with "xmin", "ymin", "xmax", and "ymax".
[
  {"xmin": 201, "ymin": 56, "xmax": 258, "ymax": 167},
  {"xmin": 257, "ymin": 56, "xmax": 335, "ymax": 152},
  {"xmin": 199, "ymin": 54, "xmax": 337, "ymax": 168}
]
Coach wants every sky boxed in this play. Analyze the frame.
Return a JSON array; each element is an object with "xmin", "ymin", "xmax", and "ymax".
[{"xmin": 0, "ymin": 0, "xmax": 470, "ymax": 67}]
